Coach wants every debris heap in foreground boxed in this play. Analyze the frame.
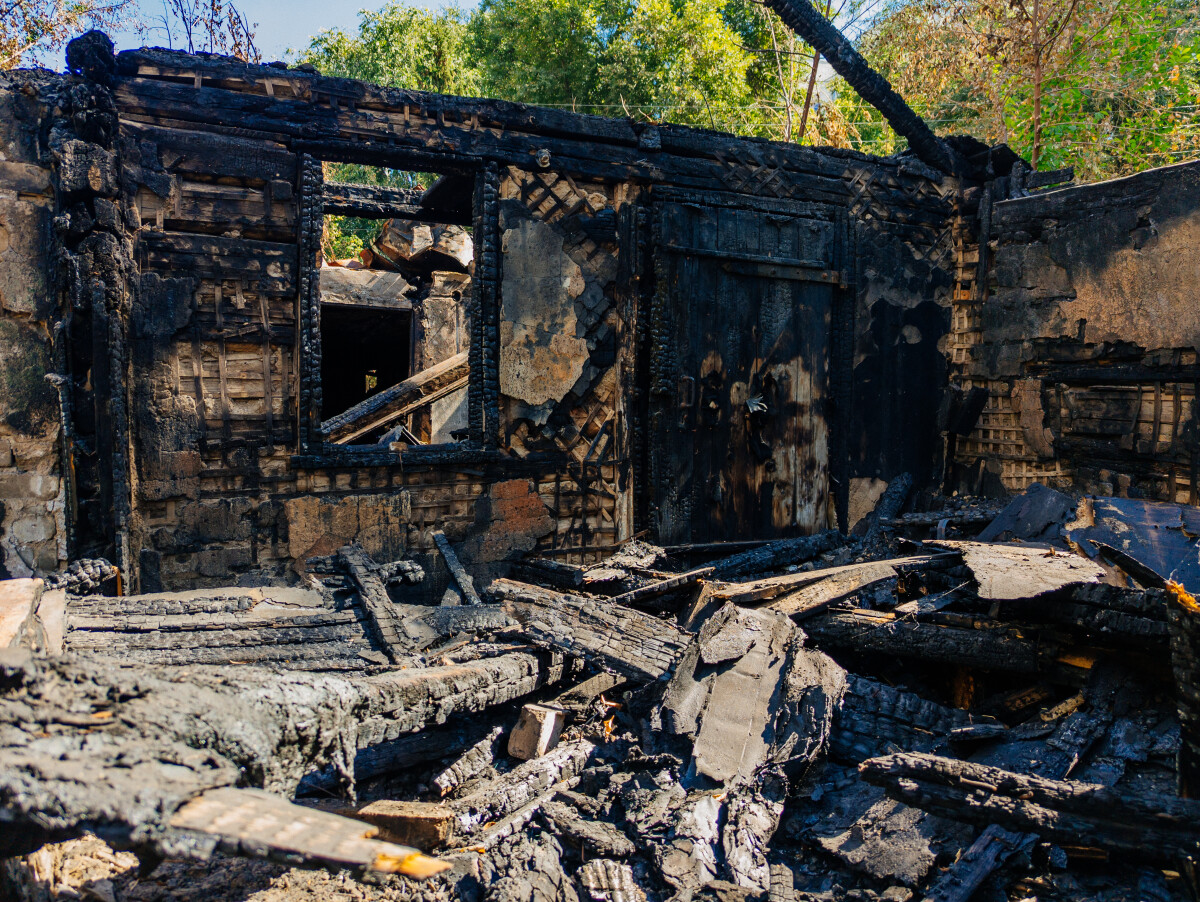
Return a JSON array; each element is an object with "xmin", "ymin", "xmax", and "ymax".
[{"xmin": 1, "ymin": 483, "xmax": 1198, "ymax": 902}]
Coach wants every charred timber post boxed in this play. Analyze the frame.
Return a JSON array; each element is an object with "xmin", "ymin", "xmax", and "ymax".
[
  {"xmin": 1169, "ymin": 584, "xmax": 1200, "ymax": 798},
  {"xmin": 760, "ymin": 0, "xmax": 959, "ymax": 175}
]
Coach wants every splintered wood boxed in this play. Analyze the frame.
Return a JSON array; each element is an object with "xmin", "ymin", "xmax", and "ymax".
[{"xmin": 170, "ymin": 788, "xmax": 450, "ymax": 878}]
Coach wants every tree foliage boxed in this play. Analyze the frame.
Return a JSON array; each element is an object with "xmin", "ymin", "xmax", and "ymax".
[
  {"xmin": 1, "ymin": 0, "xmax": 134, "ymax": 69},
  {"xmin": 841, "ymin": 0, "xmax": 1200, "ymax": 178}
]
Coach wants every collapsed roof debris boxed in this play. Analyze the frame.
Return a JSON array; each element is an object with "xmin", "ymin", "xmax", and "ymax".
[{"xmin": 2, "ymin": 481, "xmax": 1199, "ymax": 900}]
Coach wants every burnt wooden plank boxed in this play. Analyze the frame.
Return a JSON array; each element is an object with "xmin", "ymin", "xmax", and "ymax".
[{"xmin": 322, "ymin": 351, "xmax": 469, "ymax": 444}]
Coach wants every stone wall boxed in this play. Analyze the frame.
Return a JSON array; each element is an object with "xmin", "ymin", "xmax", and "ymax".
[{"xmin": 0, "ymin": 72, "xmax": 67, "ymax": 577}]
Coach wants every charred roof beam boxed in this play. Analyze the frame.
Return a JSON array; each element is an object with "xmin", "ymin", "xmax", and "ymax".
[{"xmin": 762, "ymin": 0, "xmax": 962, "ymax": 175}]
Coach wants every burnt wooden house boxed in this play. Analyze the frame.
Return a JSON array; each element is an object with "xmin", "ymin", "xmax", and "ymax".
[{"xmin": 0, "ymin": 29, "xmax": 1198, "ymax": 596}]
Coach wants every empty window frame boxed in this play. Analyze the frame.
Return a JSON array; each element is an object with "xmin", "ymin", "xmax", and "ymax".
[{"xmin": 297, "ymin": 157, "xmax": 479, "ymax": 454}]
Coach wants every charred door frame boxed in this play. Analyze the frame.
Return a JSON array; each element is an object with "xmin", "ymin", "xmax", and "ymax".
[
  {"xmin": 293, "ymin": 151, "xmax": 500, "ymax": 464},
  {"xmin": 639, "ymin": 187, "xmax": 855, "ymax": 539}
]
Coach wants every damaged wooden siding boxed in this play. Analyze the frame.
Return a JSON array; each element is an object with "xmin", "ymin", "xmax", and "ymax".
[
  {"xmin": 0, "ymin": 34, "xmax": 976, "ymax": 589},
  {"xmin": 948, "ymin": 161, "xmax": 1200, "ymax": 502}
]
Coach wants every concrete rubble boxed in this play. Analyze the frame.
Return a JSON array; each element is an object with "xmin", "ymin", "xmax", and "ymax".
[{"xmin": 1, "ymin": 481, "xmax": 1198, "ymax": 902}]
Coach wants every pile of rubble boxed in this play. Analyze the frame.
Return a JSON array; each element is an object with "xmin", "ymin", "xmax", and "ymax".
[{"xmin": 1, "ymin": 481, "xmax": 1198, "ymax": 902}]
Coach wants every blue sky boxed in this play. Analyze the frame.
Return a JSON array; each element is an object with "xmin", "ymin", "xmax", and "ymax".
[{"xmin": 107, "ymin": 0, "xmax": 472, "ymax": 62}]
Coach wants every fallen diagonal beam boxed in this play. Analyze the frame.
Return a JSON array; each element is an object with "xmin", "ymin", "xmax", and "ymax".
[
  {"xmin": 322, "ymin": 351, "xmax": 469, "ymax": 444},
  {"xmin": 713, "ymin": 555, "xmax": 941, "ymax": 607},
  {"xmin": 859, "ymin": 752, "xmax": 1200, "ymax": 864},
  {"xmin": 608, "ymin": 566, "xmax": 713, "ymax": 607},
  {"xmin": 338, "ymin": 543, "xmax": 405, "ymax": 661},
  {"xmin": 705, "ymin": 530, "xmax": 844, "ymax": 580},
  {"xmin": 760, "ymin": 0, "xmax": 959, "ymax": 175},
  {"xmin": 491, "ymin": 578, "xmax": 691, "ymax": 681},
  {"xmin": 433, "ymin": 530, "xmax": 482, "ymax": 605}
]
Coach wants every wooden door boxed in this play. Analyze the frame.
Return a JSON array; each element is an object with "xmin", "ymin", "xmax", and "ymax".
[{"xmin": 649, "ymin": 195, "xmax": 840, "ymax": 544}]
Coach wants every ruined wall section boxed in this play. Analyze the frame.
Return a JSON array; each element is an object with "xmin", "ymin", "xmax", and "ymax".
[
  {"xmin": 842, "ymin": 161, "xmax": 959, "ymax": 499},
  {"xmin": 950, "ymin": 160, "xmax": 1200, "ymax": 501},
  {"xmin": 0, "ymin": 72, "xmax": 65, "ymax": 578},
  {"xmin": 113, "ymin": 74, "xmax": 551, "ymax": 592},
  {"xmin": 498, "ymin": 168, "xmax": 638, "ymax": 558}
]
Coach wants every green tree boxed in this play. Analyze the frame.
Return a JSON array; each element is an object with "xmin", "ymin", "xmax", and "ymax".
[
  {"xmin": 298, "ymin": 5, "xmax": 481, "ymax": 257},
  {"xmin": 2, "ymin": 0, "xmax": 135, "ymax": 69},
  {"xmin": 466, "ymin": 0, "xmax": 763, "ymax": 131},
  {"xmin": 838, "ymin": 0, "xmax": 1200, "ymax": 178},
  {"xmin": 299, "ymin": 3, "xmax": 480, "ymax": 96}
]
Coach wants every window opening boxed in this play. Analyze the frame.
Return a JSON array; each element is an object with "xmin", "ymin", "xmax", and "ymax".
[{"xmin": 317, "ymin": 163, "xmax": 474, "ymax": 449}]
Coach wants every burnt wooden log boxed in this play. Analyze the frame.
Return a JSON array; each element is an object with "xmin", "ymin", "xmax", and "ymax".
[
  {"xmin": 322, "ymin": 181, "xmax": 427, "ymax": 219},
  {"xmin": 705, "ymin": 530, "xmax": 844, "ymax": 580},
  {"xmin": 860, "ymin": 752, "xmax": 1200, "ymax": 864},
  {"xmin": 511, "ymin": 558, "xmax": 587, "ymax": 591},
  {"xmin": 919, "ymin": 665, "xmax": 1123, "ymax": 902},
  {"xmin": 859, "ymin": 471, "xmax": 913, "ymax": 541},
  {"xmin": 803, "ymin": 608, "xmax": 1052, "ymax": 672},
  {"xmin": 433, "ymin": 530, "xmax": 482, "ymax": 605},
  {"xmin": 758, "ymin": 0, "xmax": 958, "ymax": 174},
  {"xmin": 337, "ymin": 543, "xmax": 405, "ymax": 661},
  {"xmin": 321, "ymin": 351, "xmax": 469, "ymax": 444},
  {"xmin": 64, "ymin": 587, "xmax": 385, "ymax": 670},
  {"xmin": 432, "ymin": 725, "xmax": 505, "ymax": 797},
  {"xmin": 451, "ymin": 739, "xmax": 597, "ymax": 838},
  {"xmin": 0, "ymin": 647, "xmax": 560, "ymax": 861},
  {"xmin": 830, "ymin": 674, "xmax": 996, "ymax": 762},
  {"xmin": 608, "ymin": 567, "xmax": 713, "ymax": 608},
  {"xmin": 1169, "ymin": 584, "xmax": 1200, "ymax": 798},
  {"xmin": 998, "ymin": 584, "xmax": 1169, "ymax": 646},
  {"xmin": 491, "ymin": 578, "xmax": 692, "ymax": 681}
]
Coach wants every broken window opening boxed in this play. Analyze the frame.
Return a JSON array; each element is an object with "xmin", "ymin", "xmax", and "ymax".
[{"xmin": 310, "ymin": 162, "xmax": 476, "ymax": 451}]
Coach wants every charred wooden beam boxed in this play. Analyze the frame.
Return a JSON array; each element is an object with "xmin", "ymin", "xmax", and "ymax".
[
  {"xmin": 510, "ymin": 558, "xmax": 586, "ymax": 591},
  {"xmin": 608, "ymin": 567, "xmax": 713, "ymax": 607},
  {"xmin": 170, "ymin": 787, "xmax": 449, "ymax": 879},
  {"xmin": 321, "ymin": 351, "xmax": 469, "ymax": 444},
  {"xmin": 919, "ymin": 665, "xmax": 1124, "ymax": 902},
  {"xmin": 705, "ymin": 530, "xmax": 844, "ymax": 580},
  {"xmin": 433, "ymin": 530, "xmax": 482, "ymax": 605},
  {"xmin": 830, "ymin": 673, "xmax": 996, "ymax": 762},
  {"xmin": 337, "ymin": 543, "xmax": 405, "ymax": 661},
  {"xmin": 803, "ymin": 608, "xmax": 1052, "ymax": 672},
  {"xmin": 491, "ymin": 578, "xmax": 691, "ymax": 681},
  {"xmin": 451, "ymin": 738, "xmax": 597, "ymax": 837},
  {"xmin": 758, "ymin": 0, "xmax": 959, "ymax": 174},
  {"xmin": 432, "ymin": 725, "xmax": 505, "ymax": 797},
  {"xmin": 322, "ymin": 182, "xmax": 429, "ymax": 220},
  {"xmin": 859, "ymin": 752, "xmax": 1200, "ymax": 864},
  {"xmin": 1169, "ymin": 585, "xmax": 1200, "ymax": 798},
  {"xmin": 0, "ymin": 647, "xmax": 559, "ymax": 860}
]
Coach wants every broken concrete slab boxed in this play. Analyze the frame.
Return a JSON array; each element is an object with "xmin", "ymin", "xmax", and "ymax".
[{"xmin": 655, "ymin": 603, "xmax": 845, "ymax": 787}]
